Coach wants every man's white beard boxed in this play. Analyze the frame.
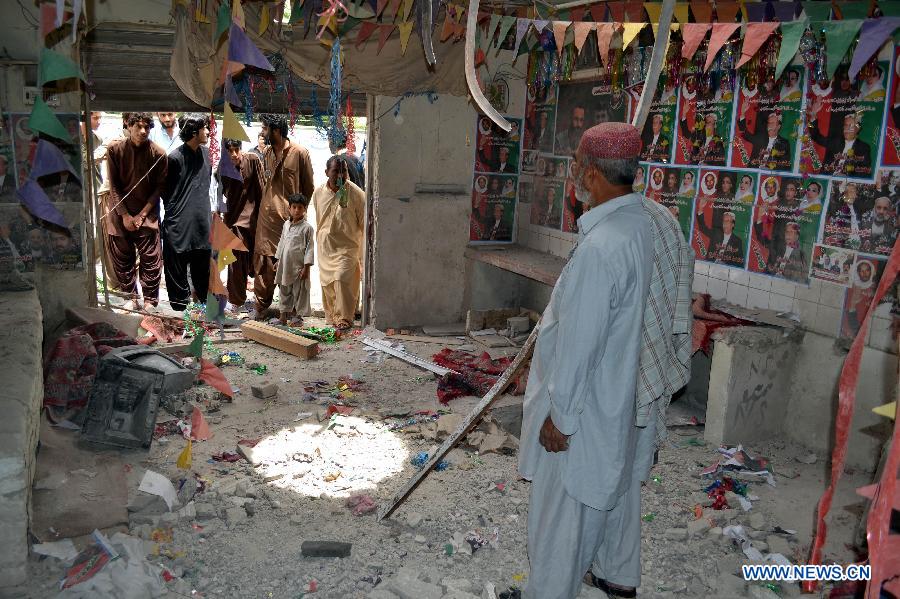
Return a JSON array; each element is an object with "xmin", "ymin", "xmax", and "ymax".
[{"xmin": 574, "ymin": 181, "xmax": 592, "ymax": 206}]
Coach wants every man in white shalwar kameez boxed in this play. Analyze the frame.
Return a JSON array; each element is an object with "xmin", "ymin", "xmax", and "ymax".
[
  {"xmin": 519, "ymin": 123, "xmax": 653, "ymax": 599},
  {"xmin": 313, "ymin": 155, "xmax": 365, "ymax": 330}
]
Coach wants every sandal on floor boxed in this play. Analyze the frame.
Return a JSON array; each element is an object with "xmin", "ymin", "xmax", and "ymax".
[
  {"xmin": 583, "ymin": 573, "xmax": 636, "ymax": 598},
  {"xmin": 288, "ymin": 318, "xmax": 304, "ymax": 328}
]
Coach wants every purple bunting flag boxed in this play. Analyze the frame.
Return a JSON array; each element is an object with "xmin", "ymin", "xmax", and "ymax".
[
  {"xmin": 772, "ymin": 1, "xmax": 798, "ymax": 21},
  {"xmin": 228, "ymin": 23, "xmax": 275, "ymax": 71},
  {"xmin": 16, "ymin": 180, "xmax": 68, "ymax": 229},
  {"xmin": 219, "ymin": 155, "xmax": 243, "ymax": 182},
  {"xmin": 225, "ymin": 74, "xmax": 243, "ymax": 107},
  {"xmin": 848, "ymin": 17, "xmax": 900, "ymax": 79},
  {"xmin": 745, "ymin": 2, "xmax": 769, "ymax": 21},
  {"xmin": 31, "ymin": 139, "xmax": 81, "ymax": 182}
]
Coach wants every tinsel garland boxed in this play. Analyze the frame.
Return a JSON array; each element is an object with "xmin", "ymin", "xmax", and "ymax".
[
  {"xmin": 345, "ymin": 96, "xmax": 356, "ymax": 154},
  {"xmin": 208, "ymin": 112, "xmax": 220, "ymax": 171},
  {"xmin": 328, "ymin": 37, "xmax": 344, "ymax": 147}
]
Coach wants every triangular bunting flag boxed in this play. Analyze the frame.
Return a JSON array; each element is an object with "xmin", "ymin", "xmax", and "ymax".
[
  {"xmin": 338, "ymin": 16, "xmax": 360, "ymax": 36},
  {"xmin": 176, "ymin": 439, "xmax": 193, "ymax": 469},
  {"xmin": 690, "ymin": 0, "xmax": 713, "ymax": 21},
  {"xmin": 496, "ymin": 15, "xmax": 515, "ymax": 49},
  {"xmin": 28, "ymin": 98, "xmax": 72, "ymax": 143},
  {"xmin": 38, "ymin": 48, "xmax": 85, "ymax": 86},
  {"xmin": 233, "ymin": 0, "xmax": 246, "ymax": 28},
  {"xmin": 802, "ymin": 1, "xmax": 831, "ymax": 20},
  {"xmin": 746, "ymin": 2, "xmax": 769, "ymax": 21},
  {"xmin": 596, "ymin": 23, "xmax": 617, "ymax": 66},
  {"xmin": 219, "ymin": 154, "xmax": 243, "ymax": 181},
  {"xmin": 216, "ymin": 2, "xmax": 231, "ymax": 39},
  {"xmin": 211, "ymin": 214, "xmax": 248, "ymax": 251},
  {"xmin": 736, "ymin": 22, "xmax": 780, "ymax": 67},
  {"xmin": 388, "ymin": 0, "xmax": 402, "ymax": 20},
  {"xmin": 571, "ymin": 7, "xmax": 585, "ymax": 22},
  {"xmin": 872, "ymin": 401, "xmax": 897, "ymax": 419},
  {"xmin": 682, "ymin": 23, "xmax": 711, "ymax": 59},
  {"xmin": 376, "ymin": 0, "xmax": 390, "ymax": 17},
  {"xmin": 608, "ymin": 1, "xmax": 627, "ymax": 21},
  {"xmin": 191, "ymin": 405, "xmax": 211, "ymax": 441},
  {"xmin": 774, "ymin": 18, "xmax": 808, "ymax": 80},
  {"xmin": 822, "ymin": 20, "xmax": 863, "ymax": 79},
  {"xmin": 209, "ymin": 258, "xmax": 228, "ymax": 295},
  {"xmin": 346, "ymin": 0, "xmax": 376, "ymax": 18},
  {"xmin": 228, "ymin": 23, "xmax": 275, "ymax": 70},
  {"xmin": 441, "ymin": 11, "xmax": 456, "ymax": 41},
  {"xmin": 553, "ymin": 21, "xmax": 571, "ymax": 55},
  {"xmin": 624, "ymin": 1, "xmax": 646, "ymax": 20},
  {"xmin": 532, "ymin": 19, "xmax": 549, "ymax": 34},
  {"xmin": 704, "ymin": 23, "xmax": 741, "ymax": 70},
  {"xmin": 513, "ymin": 18, "xmax": 530, "ymax": 56},
  {"xmin": 377, "ymin": 24, "xmax": 395, "ymax": 54},
  {"xmin": 399, "ymin": 20, "xmax": 414, "ymax": 54},
  {"xmin": 772, "ymin": 1, "xmax": 797, "ymax": 20},
  {"xmin": 217, "ymin": 248, "xmax": 237, "ymax": 271},
  {"xmin": 621, "ymin": 22, "xmax": 646, "ymax": 48},
  {"xmin": 591, "ymin": 4, "xmax": 607, "ymax": 20},
  {"xmin": 188, "ymin": 328, "xmax": 205, "ymax": 357},
  {"xmin": 401, "ymin": 0, "xmax": 414, "ymax": 22},
  {"xmin": 224, "ymin": 74, "xmax": 243, "ymax": 108},
  {"xmin": 289, "ymin": 0, "xmax": 304, "ymax": 23},
  {"xmin": 716, "ymin": 0, "xmax": 740, "ymax": 21},
  {"xmin": 487, "ymin": 14, "xmax": 501, "ymax": 46},
  {"xmin": 199, "ymin": 358, "xmax": 233, "ymax": 397},
  {"xmin": 848, "ymin": 17, "xmax": 900, "ymax": 79},
  {"xmin": 205, "ymin": 292, "xmax": 220, "ymax": 322},
  {"xmin": 259, "ymin": 2, "xmax": 270, "ymax": 35},
  {"xmin": 222, "ymin": 104, "xmax": 250, "ymax": 142},
  {"xmin": 836, "ymin": 1, "xmax": 870, "ymax": 19},
  {"xmin": 644, "ymin": 2, "xmax": 662, "ymax": 23},
  {"xmin": 16, "ymin": 180, "xmax": 68, "ymax": 229},
  {"xmin": 573, "ymin": 22, "xmax": 594, "ymax": 54},
  {"xmin": 31, "ymin": 139, "xmax": 80, "ymax": 181},
  {"xmin": 674, "ymin": 2, "xmax": 690, "ymax": 22},
  {"xmin": 356, "ymin": 21, "xmax": 379, "ymax": 47}
]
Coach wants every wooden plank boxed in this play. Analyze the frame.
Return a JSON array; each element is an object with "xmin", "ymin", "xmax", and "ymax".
[
  {"xmin": 361, "ymin": 337, "xmax": 455, "ymax": 376},
  {"xmin": 240, "ymin": 321, "xmax": 318, "ymax": 359},
  {"xmin": 377, "ymin": 324, "xmax": 538, "ymax": 520}
]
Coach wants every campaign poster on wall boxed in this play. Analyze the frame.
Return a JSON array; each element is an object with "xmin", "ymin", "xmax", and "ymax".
[
  {"xmin": 731, "ymin": 68, "xmax": 805, "ymax": 172},
  {"xmin": 629, "ymin": 81, "xmax": 678, "ymax": 164},
  {"xmin": 523, "ymin": 83, "xmax": 557, "ymax": 153},
  {"xmin": 747, "ymin": 175, "xmax": 826, "ymax": 283},
  {"xmin": 470, "ymin": 173, "xmax": 518, "ymax": 243},
  {"xmin": 530, "ymin": 176, "xmax": 565, "ymax": 230},
  {"xmin": 691, "ymin": 169, "xmax": 755, "ymax": 267},
  {"xmin": 0, "ymin": 203, "xmax": 83, "ymax": 271},
  {"xmin": 821, "ymin": 171, "xmax": 898, "ymax": 256},
  {"xmin": 553, "ymin": 78, "xmax": 628, "ymax": 157},
  {"xmin": 810, "ymin": 244, "xmax": 857, "ymax": 286},
  {"xmin": 475, "ymin": 115, "xmax": 522, "ymax": 174},
  {"xmin": 801, "ymin": 61, "xmax": 889, "ymax": 180},
  {"xmin": 674, "ymin": 72, "xmax": 735, "ymax": 167},
  {"xmin": 644, "ymin": 165, "xmax": 697, "ymax": 240},
  {"xmin": 840, "ymin": 256, "xmax": 887, "ymax": 338},
  {"xmin": 9, "ymin": 112, "xmax": 82, "ymax": 203},
  {"xmin": 881, "ymin": 46, "xmax": 900, "ymax": 165}
]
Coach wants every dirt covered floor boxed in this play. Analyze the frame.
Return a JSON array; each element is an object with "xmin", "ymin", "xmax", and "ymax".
[{"xmin": 22, "ymin": 321, "xmax": 872, "ymax": 599}]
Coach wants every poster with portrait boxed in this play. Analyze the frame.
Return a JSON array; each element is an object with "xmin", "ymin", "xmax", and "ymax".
[
  {"xmin": 674, "ymin": 71, "xmax": 735, "ymax": 167},
  {"xmin": 731, "ymin": 67, "xmax": 805, "ymax": 172},
  {"xmin": 691, "ymin": 169, "xmax": 754, "ymax": 268},
  {"xmin": 821, "ymin": 172, "xmax": 898, "ymax": 256},
  {"xmin": 475, "ymin": 115, "xmax": 522, "ymax": 174},
  {"xmin": 554, "ymin": 78, "xmax": 628, "ymax": 157},
  {"xmin": 629, "ymin": 81, "xmax": 678, "ymax": 164},
  {"xmin": 0, "ymin": 114, "xmax": 15, "ymax": 201},
  {"xmin": 747, "ymin": 175, "xmax": 825, "ymax": 283},
  {"xmin": 534, "ymin": 154, "xmax": 570, "ymax": 179},
  {"xmin": 9, "ymin": 112, "xmax": 82, "ymax": 202},
  {"xmin": 531, "ymin": 177, "xmax": 564, "ymax": 230},
  {"xmin": 633, "ymin": 164, "xmax": 648, "ymax": 194},
  {"xmin": 644, "ymin": 165, "xmax": 697, "ymax": 240},
  {"xmin": 801, "ymin": 61, "xmax": 888, "ymax": 180},
  {"xmin": 0, "ymin": 203, "xmax": 83, "ymax": 271},
  {"xmin": 518, "ymin": 176, "xmax": 534, "ymax": 204},
  {"xmin": 523, "ymin": 79, "xmax": 558, "ymax": 153},
  {"xmin": 840, "ymin": 256, "xmax": 887, "ymax": 338},
  {"xmin": 881, "ymin": 46, "xmax": 900, "ymax": 165},
  {"xmin": 810, "ymin": 244, "xmax": 857, "ymax": 286},
  {"xmin": 521, "ymin": 150, "xmax": 538, "ymax": 174},
  {"xmin": 470, "ymin": 173, "xmax": 517, "ymax": 243}
]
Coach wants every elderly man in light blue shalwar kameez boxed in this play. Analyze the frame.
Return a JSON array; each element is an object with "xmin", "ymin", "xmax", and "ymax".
[{"xmin": 519, "ymin": 122, "xmax": 653, "ymax": 599}]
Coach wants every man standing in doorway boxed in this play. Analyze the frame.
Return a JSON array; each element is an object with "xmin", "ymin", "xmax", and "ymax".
[
  {"xmin": 329, "ymin": 131, "xmax": 365, "ymax": 189},
  {"xmin": 313, "ymin": 156, "xmax": 365, "ymax": 330},
  {"xmin": 105, "ymin": 112, "xmax": 168, "ymax": 307},
  {"xmin": 220, "ymin": 138, "xmax": 264, "ymax": 312},
  {"xmin": 519, "ymin": 122, "xmax": 652, "ymax": 599},
  {"xmin": 160, "ymin": 113, "xmax": 212, "ymax": 312},
  {"xmin": 254, "ymin": 114, "xmax": 314, "ymax": 318},
  {"xmin": 150, "ymin": 112, "xmax": 181, "ymax": 153},
  {"xmin": 251, "ymin": 132, "xmax": 267, "ymax": 160}
]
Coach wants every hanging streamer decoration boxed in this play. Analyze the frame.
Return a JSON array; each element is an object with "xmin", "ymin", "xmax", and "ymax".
[
  {"xmin": 345, "ymin": 96, "xmax": 356, "ymax": 154},
  {"xmin": 328, "ymin": 37, "xmax": 344, "ymax": 146},
  {"xmin": 208, "ymin": 111, "xmax": 220, "ymax": 172}
]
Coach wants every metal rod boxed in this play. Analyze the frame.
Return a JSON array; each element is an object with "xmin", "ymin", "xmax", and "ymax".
[
  {"xmin": 465, "ymin": 0, "xmax": 512, "ymax": 132},
  {"xmin": 631, "ymin": 0, "xmax": 676, "ymax": 131}
]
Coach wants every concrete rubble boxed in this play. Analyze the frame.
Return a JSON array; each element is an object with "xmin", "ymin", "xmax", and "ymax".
[{"xmin": 16, "ymin": 333, "xmax": 870, "ymax": 598}]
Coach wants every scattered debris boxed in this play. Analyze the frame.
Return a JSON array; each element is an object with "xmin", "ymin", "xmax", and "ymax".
[
  {"xmin": 301, "ymin": 541, "xmax": 352, "ymax": 558},
  {"xmin": 346, "ymin": 494, "xmax": 377, "ymax": 516},
  {"xmin": 137, "ymin": 470, "xmax": 178, "ymax": 511},
  {"xmin": 362, "ymin": 337, "xmax": 454, "ymax": 375}
]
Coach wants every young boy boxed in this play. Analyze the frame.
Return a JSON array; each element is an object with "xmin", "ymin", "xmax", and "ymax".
[{"xmin": 274, "ymin": 194, "xmax": 314, "ymax": 326}]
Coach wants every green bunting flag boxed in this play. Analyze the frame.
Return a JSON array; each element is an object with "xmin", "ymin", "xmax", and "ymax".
[
  {"xmin": 216, "ymin": 3, "xmax": 231, "ymax": 40},
  {"xmin": 188, "ymin": 329, "xmax": 205, "ymax": 358},
  {"xmin": 802, "ymin": 1, "xmax": 832, "ymax": 21},
  {"xmin": 774, "ymin": 18, "xmax": 809, "ymax": 81},
  {"xmin": 38, "ymin": 48, "xmax": 84, "ymax": 86},
  {"xmin": 205, "ymin": 293, "xmax": 220, "ymax": 322},
  {"xmin": 821, "ymin": 19, "xmax": 863, "ymax": 79},
  {"xmin": 28, "ymin": 97, "xmax": 72, "ymax": 143}
]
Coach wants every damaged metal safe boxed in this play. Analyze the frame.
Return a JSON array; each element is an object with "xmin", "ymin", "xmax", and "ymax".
[{"xmin": 81, "ymin": 346, "xmax": 195, "ymax": 449}]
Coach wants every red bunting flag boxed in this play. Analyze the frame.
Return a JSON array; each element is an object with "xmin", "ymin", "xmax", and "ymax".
[
  {"xmin": 190, "ymin": 406, "xmax": 211, "ymax": 441},
  {"xmin": 199, "ymin": 358, "xmax": 233, "ymax": 398},
  {"xmin": 716, "ymin": 0, "xmax": 741, "ymax": 21},
  {"xmin": 681, "ymin": 23, "xmax": 711, "ymax": 60},
  {"xmin": 356, "ymin": 21, "xmax": 379, "ymax": 48},
  {"xmin": 608, "ymin": 1, "xmax": 626, "ymax": 21},
  {"xmin": 704, "ymin": 22, "xmax": 741, "ymax": 71},
  {"xmin": 736, "ymin": 22, "xmax": 780, "ymax": 68},
  {"xmin": 377, "ymin": 24, "xmax": 396, "ymax": 54},
  {"xmin": 690, "ymin": 0, "xmax": 713, "ymax": 21},
  {"xmin": 596, "ymin": 22, "xmax": 617, "ymax": 66}
]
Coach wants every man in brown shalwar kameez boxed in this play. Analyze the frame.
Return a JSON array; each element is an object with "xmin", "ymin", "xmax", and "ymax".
[
  {"xmin": 104, "ymin": 112, "xmax": 168, "ymax": 306},
  {"xmin": 220, "ymin": 137, "xmax": 264, "ymax": 311},
  {"xmin": 253, "ymin": 114, "xmax": 314, "ymax": 318}
]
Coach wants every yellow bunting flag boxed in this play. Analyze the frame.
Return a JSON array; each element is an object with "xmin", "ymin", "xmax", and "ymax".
[
  {"xmin": 674, "ymin": 2, "xmax": 690, "ymax": 23},
  {"xmin": 873, "ymin": 402, "xmax": 897, "ymax": 419},
  {"xmin": 399, "ymin": 20, "xmax": 414, "ymax": 55},
  {"xmin": 232, "ymin": 0, "xmax": 245, "ymax": 28},
  {"xmin": 177, "ymin": 440, "xmax": 193, "ymax": 469},
  {"xmin": 217, "ymin": 248, "xmax": 236, "ymax": 271},
  {"xmin": 621, "ymin": 22, "xmax": 646, "ymax": 48},
  {"xmin": 401, "ymin": 0, "xmax": 414, "ymax": 22},
  {"xmin": 222, "ymin": 103, "xmax": 250, "ymax": 142},
  {"xmin": 643, "ymin": 2, "xmax": 662, "ymax": 23}
]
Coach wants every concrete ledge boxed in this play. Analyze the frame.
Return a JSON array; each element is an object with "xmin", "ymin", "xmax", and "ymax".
[
  {"xmin": 464, "ymin": 244, "xmax": 567, "ymax": 287},
  {"xmin": 0, "ymin": 289, "xmax": 43, "ymax": 588}
]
